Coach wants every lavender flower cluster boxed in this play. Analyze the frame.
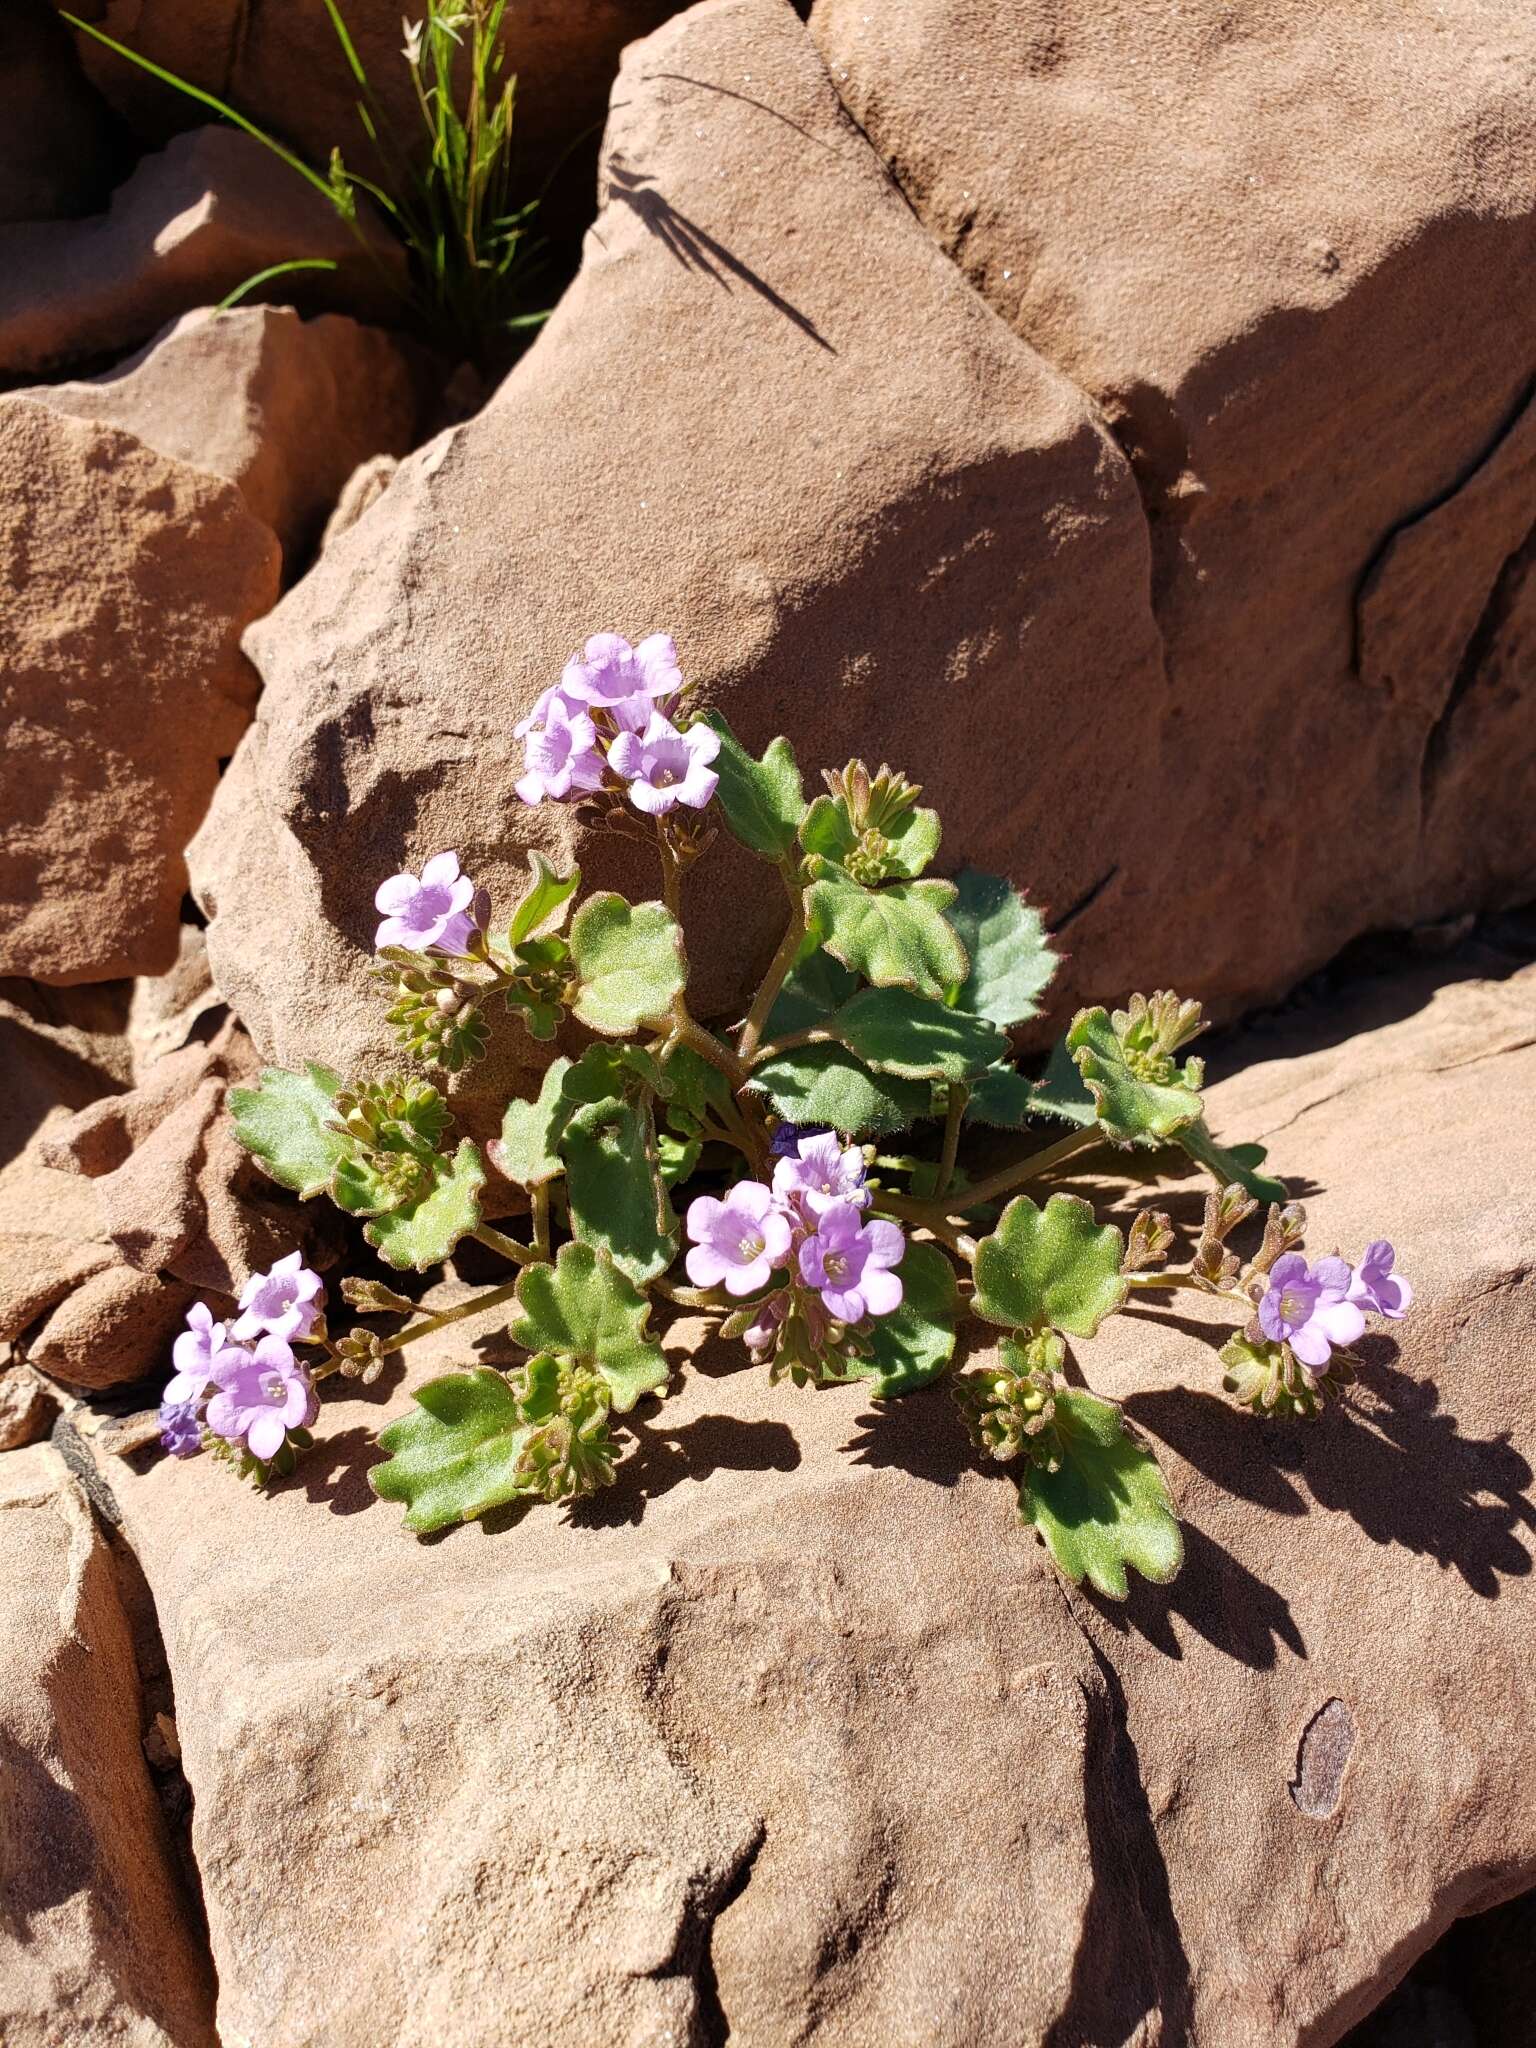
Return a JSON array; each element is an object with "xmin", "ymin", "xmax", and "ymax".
[
  {"xmin": 1256, "ymin": 1240, "xmax": 1411, "ymax": 1376},
  {"xmin": 514, "ymin": 631, "xmax": 720, "ymax": 815},
  {"xmin": 159, "ymin": 1253, "xmax": 324, "ymax": 1465}
]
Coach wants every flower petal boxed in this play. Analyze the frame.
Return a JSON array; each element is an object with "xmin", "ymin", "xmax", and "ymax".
[{"xmin": 246, "ymin": 1410, "xmax": 287, "ymax": 1461}]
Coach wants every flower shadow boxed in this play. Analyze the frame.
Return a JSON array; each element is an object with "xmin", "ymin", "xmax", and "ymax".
[
  {"xmin": 568, "ymin": 1408, "xmax": 803, "ymax": 1529},
  {"xmin": 297, "ymin": 1424, "xmax": 386, "ymax": 1517}
]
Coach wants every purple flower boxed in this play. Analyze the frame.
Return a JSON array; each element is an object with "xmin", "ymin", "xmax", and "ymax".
[
  {"xmin": 1257, "ymin": 1253, "xmax": 1366, "ymax": 1375},
  {"xmin": 685, "ymin": 1181, "xmax": 792, "ymax": 1297},
  {"xmin": 772, "ymin": 1133, "xmax": 870, "ymax": 1217},
  {"xmin": 165, "ymin": 1300, "xmax": 226, "ymax": 1404},
  {"xmin": 798, "ymin": 1203, "xmax": 905, "ymax": 1323},
  {"xmin": 742, "ymin": 1292, "xmax": 789, "ymax": 1359},
  {"xmin": 608, "ymin": 712, "xmax": 720, "ymax": 816},
  {"xmin": 559, "ymin": 632, "xmax": 682, "ymax": 709},
  {"xmin": 515, "ymin": 695, "xmax": 607, "ymax": 807},
  {"xmin": 769, "ymin": 1121, "xmax": 830, "ymax": 1159},
  {"xmin": 231, "ymin": 1251, "xmax": 324, "ymax": 1343},
  {"xmin": 158, "ymin": 1397, "xmax": 204, "ymax": 1459},
  {"xmin": 1348, "ymin": 1240, "xmax": 1412, "ymax": 1320},
  {"xmin": 375, "ymin": 850, "xmax": 478, "ymax": 955},
  {"xmin": 205, "ymin": 1337, "xmax": 318, "ymax": 1463}
]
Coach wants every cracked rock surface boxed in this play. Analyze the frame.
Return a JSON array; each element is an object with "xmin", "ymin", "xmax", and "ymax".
[{"xmin": 94, "ymin": 955, "xmax": 1536, "ymax": 2046}]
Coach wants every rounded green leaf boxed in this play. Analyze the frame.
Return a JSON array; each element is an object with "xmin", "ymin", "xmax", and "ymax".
[
  {"xmin": 568, "ymin": 895, "xmax": 686, "ymax": 1035},
  {"xmin": 829, "ymin": 986, "xmax": 1007, "ymax": 1081},
  {"xmin": 700, "ymin": 713, "xmax": 807, "ymax": 861},
  {"xmin": 972, "ymin": 1192, "xmax": 1127, "ymax": 1338},
  {"xmin": 847, "ymin": 1242, "xmax": 960, "ymax": 1395},
  {"xmin": 492, "ymin": 1058, "xmax": 572, "ymax": 1188},
  {"xmin": 562, "ymin": 1097, "xmax": 678, "ymax": 1286},
  {"xmin": 944, "ymin": 869, "xmax": 1058, "ymax": 1027},
  {"xmin": 509, "ymin": 1243, "xmax": 667, "ymax": 1412},
  {"xmin": 228, "ymin": 1062, "xmax": 351, "ymax": 1199},
  {"xmin": 806, "ymin": 872, "xmax": 967, "ymax": 1000},
  {"xmin": 363, "ymin": 1139, "xmax": 486, "ymax": 1272},
  {"xmin": 748, "ymin": 1043, "xmax": 929, "ymax": 1138},
  {"xmin": 371, "ymin": 1369, "xmax": 532, "ymax": 1532},
  {"xmin": 1021, "ymin": 1389, "xmax": 1182, "ymax": 1599}
]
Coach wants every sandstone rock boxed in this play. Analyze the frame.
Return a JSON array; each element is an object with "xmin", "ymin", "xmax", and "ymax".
[
  {"xmin": 96, "ymin": 954, "xmax": 1536, "ymax": 2045},
  {"xmin": 0, "ymin": 0, "xmax": 124, "ymax": 224},
  {"xmin": 320, "ymin": 452, "xmax": 400, "ymax": 552},
  {"xmin": 0, "ymin": 1442, "xmax": 215, "ymax": 2046},
  {"xmin": 0, "ymin": 1362, "xmax": 57, "ymax": 1451},
  {"xmin": 0, "ymin": 126, "xmax": 403, "ymax": 379},
  {"xmin": 809, "ymin": 0, "xmax": 1536, "ymax": 1011},
  {"xmin": 21, "ymin": 306, "xmax": 422, "ymax": 568},
  {"xmin": 0, "ymin": 399, "xmax": 280, "ymax": 984},
  {"xmin": 190, "ymin": 0, "xmax": 1163, "ymax": 1085}
]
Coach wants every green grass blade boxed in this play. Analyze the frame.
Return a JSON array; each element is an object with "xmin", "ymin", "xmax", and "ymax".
[{"xmin": 217, "ymin": 257, "xmax": 339, "ymax": 310}]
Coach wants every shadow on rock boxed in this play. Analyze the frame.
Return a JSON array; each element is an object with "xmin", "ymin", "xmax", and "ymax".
[
  {"xmin": 842, "ymin": 1383, "xmax": 973, "ymax": 1490},
  {"xmin": 570, "ymin": 1409, "xmax": 803, "ymax": 1529},
  {"xmin": 1086, "ymin": 1520, "xmax": 1307, "ymax": 1670},
  {"xmin": 297, "ymin": 1424, "xmax": 385, "ymax": 1517}
]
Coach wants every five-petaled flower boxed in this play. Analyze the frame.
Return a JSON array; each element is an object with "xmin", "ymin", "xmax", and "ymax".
[
  {"xmin": 205, "ymin": 1337, "xmax": 319, "ymax": 1463},
  {"xmin": 515, "ymin": 695, "xmax": 607, "ymax": 807},
  {"xmin": 608, "ymin": 712, "xmax": 720, "ymax": 816},
  {"xmin": 559, "ymin": 631, "xmax": 683, "ymax": 709},
  {"xmin": 1348, "ymin": 1240, "xmax": 1412, "ymax": 1319},
  {"xmin": 798, "ymin": 1204, "xmax": 905, "ymax": 1324},
  {"xmin": 374, "ymin": 851, "xmax": 478, "ymax": 956},
  {"xmin": 1257, "ymin": 1253, "xmax": 1365, "ymax": 1375},
  {"xmin": 231, "ymin": 1251, "xmax": 325, "ymax": 1344},
  {"xmin": 685, "ymin": 1182, "xmax": 792, "ymax": 1296},
  {"xmin": 772, "ymin": 1132, "xmax": 871, "ymax": 1217}
]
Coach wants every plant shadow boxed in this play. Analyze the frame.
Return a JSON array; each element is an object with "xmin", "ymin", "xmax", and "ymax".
[{"xmin": 569, "ymin": 1408, "xmax": 803, "ymax": 1529}]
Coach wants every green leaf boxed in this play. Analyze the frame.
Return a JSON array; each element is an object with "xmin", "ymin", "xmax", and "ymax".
[
  {"xmin": 371, "ymin": 1369, "xmax": 534, "ymax": 1532},
  {"xmin": 1066, "ymin": 1008, "xmax": 1203, "ymax": 1143},
  {"xmin": 364, "ymin": 1139, "xmax": 486, "ymax": 1271},
  {"xmin": 509, "ymin": 1243, "xmax": 667, "ymax": 1412},
  {"xmin": 699, "ymin": 712, "xmax": 805, "ymax": 861},
  {"xmin": 799, "ymin": 794, "xmax": 941, "ymax": 880},
  {"xmin": 764, "ymin": 946, "xmax": 859, "ymax": 1036},
  {"xmin": 972, "ymin": 1192, "xmax": 1127, "ymax": 1338},
  {"xmin": 806, "ymin": 870, "xmax": 967, "ymax": 999},
  {"xmin": 1021, "ymin": 1389, "xmax": 1182, "ymax": 1599},
  {"xmin": 561, "ymin": 1097, "xmax": 677, "ymax": 1286},
  {"xmin": 657, "ymin": 1129, "xmax": 703, "ymax": 1187},
  {"xmin": 964, "ymin": 1062, "xmax": 1037, "ymax": 1130},
  {"xmin": 491, "ymin": 1059, "xmax": 571, "ymax": 1188},
  {"xmin": 657, "ymin": 1043, "xmax": 734, "ymax": 1122},
  {"xmin": 1028, "ymin": 1037, "xmax": 1098, "ymax": 1128},
  {"xmin": 1177, "ymin": 1118, "xmax": 1287, "ymax": 1205},
  {"xmin": 568, "ymin": 894, "xmax": 686, "ymax": 1035},
  {"xmin": 562, "ymin": 1041, "xmax": 663, "ymax": 1106},
  {"xmin": 749, "ymin": 1044, "xmax": 929, "ymax": 1138},
  {"xmin": 828, "ymin": 985, "xmax": 1007, "ymax": 1082},
  {"xmin": 944, "ymin": 869, "xmax": 1058, "ymax": 1026},
  {"xmin": 508, "ymin": 852, "xmax": 580, "ymax": 945},
  {"xmin": 228, "ymin": 1062, "xmax": 351, "ymax": 1199},
  {"xmin": 847, "ymin": 1242, "xmax": 960, "ymax": 1395}
]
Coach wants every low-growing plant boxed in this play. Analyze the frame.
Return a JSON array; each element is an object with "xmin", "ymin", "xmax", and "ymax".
[
  {"xmin": 63, "ymin": 0, "xmax": 548, "ymax": 370},
  {"xmin": 157, "ymin": 632, "xmax": 1413, "ymax": 1598}
]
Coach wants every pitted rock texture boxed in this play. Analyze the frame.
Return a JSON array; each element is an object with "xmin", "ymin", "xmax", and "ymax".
[
  {"xmin": 0, "ymin": 1442, "xmax": 215, "ymax": 2046},
  {"xmin": 809, "ymin": 0, "xmax": 1536, "ymax": 1011},
  {"xmin": 22, "ymin": 306, "xmax": 422, "ymax": 568},
  {"xmin": 0, "ymin": 398, "xmax": 280, "ymax": 985},
  {"xmin": 190, "ymin": 0, "xmax": 1163, "ymax": 1089},
  {"xmin": 99, "ymin": 957, "xmax": 1536, "ymax": 2046},
  {"xmin": 0, "ymin": 126, "xmax": 403, "ymax": 378}
]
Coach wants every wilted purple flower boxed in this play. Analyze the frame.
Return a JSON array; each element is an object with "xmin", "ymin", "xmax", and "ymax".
[
  {"xmin": 375, "ymin": 850, "xmax": 478, "ymax": 955},
  {"xmin": 1258, "ymin": 1253, "xmax": 1366, "ymax": 1374},
  {"xmin": 231, "ymin": 1251, "xmax": 324, "ymax": 1343},
  {"xmin": 165, "ymin": 1300, "xmax": 226, "ymax": 1404},
  {"xmin": 772, "ymin": 1133, "xmax": 870, "ymax": 1218},
  {"xmin": 205, "ymin": 1336, "xmax": 318, "ymax": 1463},
  {"xmin": 559, "ymin": 631, "xmax": 682, "ymax": 709},
  {"xmin": 798, "ymin": 1203, "xmax": 905, "ymax": 1323},
  {"xmin": 685, "ymin": 1181, "xmax": 792, "ymax": 1297},
  {"xmin": 1348, "ymin": 1241, "xmax": 1412, "ymax": 1320},
  {"xmin": 515, "ymin": 695, "xmax": 607, "ymax": 807},
  {"xmin": 769, "ymin": 1121, "xmax": 830, "ymax": 1159},
  {"xmin": 609, "ymin": 712, "xmax": 720, "ymax": 816},
  {"xmin": 158, "ymin": 1397, "xmax": 204, "ymax": 1459}
]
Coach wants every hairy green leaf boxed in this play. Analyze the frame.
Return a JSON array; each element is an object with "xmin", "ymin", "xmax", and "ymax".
[
  {"xmin": 562, "ymin": 1097, "xmax": 677, "ymax": 1285},
  {"xmin": 508, "ymin": 852, "xmax": 581, "ymax": 945},
  {"xmin": 509, "ymin": 1243, "xmax": 667, "ymax": 1411},
  {"xmin": 1177, "ymin": 1118, "xmax": 1287, "ymax": 1205},
  {"xmin": 1067, "ymin": 1008, "xmax": 1203, "ymax": 1143},
  {"xmin": 364, "ymin": 1139, "xmax": 486, "ymax": 1271},
  {"xmin": 700, "ymin": 713, "xmax": 806, "ymax": 861},
  {"xmin": 1021, "ymin": 1389, "xmax": 1182, "ymax": 1599},
  {"xmin": 1028, "ymin": 1036, "xmax": 1098, "ymax": 1128},
  {"xmin": 806, "ymin": 869, "xmax": 967, "ymax": 1000},
  {"xmin": 657, "ymin": 1129, "xmax": 703, "ymax": 1187},
  {"xmin": 944, "ymin": 869, "xmax": 1058, "ymax": 1026},
  {"xmin": 828, "ymin": 985, "xmax": 1007, "ymax": 1082},
  {"xmin": 657, "ymin": 1043, "xmax": 734, "ymax": 1123},
  {"xmin": 749, "ymin": 1043, "xmax": 929, "ymax": 1137},
  {"xmin": 847, "ymin": 1242, "xmax": 960, "ymax": 1396},
  {"xmin": 764, "ymin": 947, "xmax": 859, "ymax": 1037},
  {"xmin": 371, "ymin": 1369, "xmax": 533, "ymax": 1532},
  {"xmin": 568, "ymin": 895, "xmax": 686, "ymax": 1035},
  {"xmin": 491, "ymin": 1059, "xmax": 571, "ymax": 1188},
  {"xmin": 973, "ymin": 1192, "xmax": 1127, "ymax": 1338},
  {"xmin": 228, "ymin": 1062, "xmax": 350, "ymax": 1199},
  {"xmin": 799, "ymin": 794, "xmax": 941, "ymax": 880},
  {"xmin": 964, "ymin": 1062, "xmax": 1037, "ymax": 1130}
]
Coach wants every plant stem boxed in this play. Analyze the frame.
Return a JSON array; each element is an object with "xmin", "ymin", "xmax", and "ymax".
[
  {"xmin": 473, "ymin": 1223, "xmax": 539, "ymax": 1266},
  {"xmin": 651, "ymin": 1275, "xmax": 733, "ymax": 1313},
  {"xmin": 383, "ymin": 1278, "xmax": 524, "ymax": 1352},
  {"xmin": 531, "ymin": 1184, "xmax": 551, "ymax": 1260},
  {"xmin": 908, "ymin": 1126, "xmax": 1101, "ymax": 1219},
  {"xmin": 736, "ymin": 873, "xmax": 806, "ymax": 1061},
  {"xmin": 876, "ymin": 1192, "xmax": 978, "ymax": 1264},
  {"xmin": 935, "ymin": 1083, "xmax": 968, "ymax": 1200},
  {"xmin": 748, "ymin": 1025, "xmax": 830, "ymax": 1066}
]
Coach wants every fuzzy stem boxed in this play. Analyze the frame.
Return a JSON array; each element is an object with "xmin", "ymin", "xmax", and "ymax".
[
  {"xmin": 382, "ymin": 1278, "xmax": 524, "ymax": 1352},
  {"xmin": 935, "ymin": 1083, "xmax": 968, "ymax": 1201},
  {"xmin": 473, "ymin": 1223, "xmax": 540, "ymax": 1266},
  {"xmin": 651, "ymin": 1275, "xmax": 734, "ymax": 1312},
  {"xmin": 736, "ymin": 871, "xmax": 806, "ymax": 1061},
  {"xmin": 876, "ymin": 1192, "xmax": 978, "ymax": 1264},
  {"xmin": 906, "ymin": 1126, "xmax": 1101, "ymax": 1220},
  {"xmin": 748, "ymin": 1025, "xmax": 831, "ymax": 1066},
  {"xmin": 531, "ymin": 1183, "xmax": 551, "ymax": 1260}
]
